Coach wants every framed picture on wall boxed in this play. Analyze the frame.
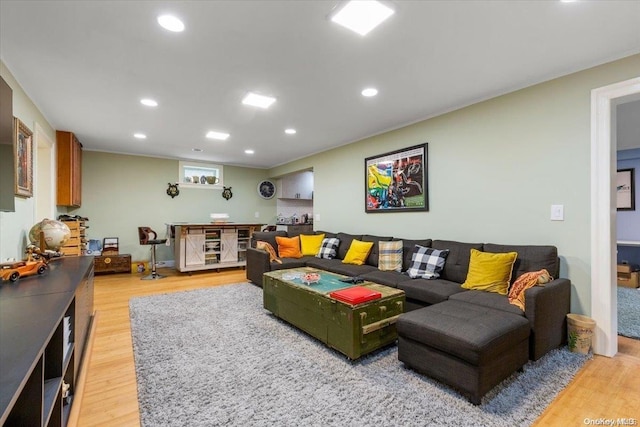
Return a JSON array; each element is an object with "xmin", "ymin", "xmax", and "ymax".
[
  {"xmin": 616, "ymin": 168, "xmax": 635, "ymax": 211},
  {"xmin": 14, "ymin": 118, "xmax": 33, "ymax": 198},
  {"xmin": 365, "ymin": 143, "xmax": 428, "ymax": 213}
]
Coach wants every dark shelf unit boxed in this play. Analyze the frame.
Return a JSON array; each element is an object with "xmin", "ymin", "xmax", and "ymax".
[{"xmin": 0, "ymin": 257, "xmax": 94, "ymax": 427}]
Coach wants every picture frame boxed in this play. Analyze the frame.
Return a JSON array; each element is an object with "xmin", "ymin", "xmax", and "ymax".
[
  {"xmin": 14, "ymin": 118, "xmax": 33, "ymax": 198},
  {"xmin": 365, "ymin": 143, "xmax": 428, "ymax": 213},
  {"xmin": 616, "ymin": 168, "xmax": 635, "ymax": 211}
]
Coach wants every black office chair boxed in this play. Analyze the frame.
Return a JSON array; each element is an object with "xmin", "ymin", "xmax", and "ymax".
[{"xmin": 138, "ymin": 227, "xmax": 167, "ymax": 280}]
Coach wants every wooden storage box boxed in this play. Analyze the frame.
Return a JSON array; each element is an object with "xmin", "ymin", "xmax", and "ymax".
[
  {"xmin": 263, "ymin": 268, "xmax": 405, "ymax": 359},
  {"xmin": 617, "ymin": 271, "xmax": 639, "ymax": 288},
  {"xmin": 94, "ymin": 254, "xmax": 131, "ymax": 275}
]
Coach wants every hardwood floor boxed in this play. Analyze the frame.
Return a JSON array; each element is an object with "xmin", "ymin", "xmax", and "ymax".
[{"xmin": 76, "ymin": 270, "xmax": 640, "ymax": 426}]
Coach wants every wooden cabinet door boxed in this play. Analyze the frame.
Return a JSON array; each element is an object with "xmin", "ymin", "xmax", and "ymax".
[
  {"xmin": 185, "ymin": 233, "xmax": 205, "ymax": 266},
  {"xmin": 220, "ymin": 229, "xmax": 238, "ymax": 263},
  {"xmin": 56, "ymin": 131, "xmax": 83, "ymax": 207}
]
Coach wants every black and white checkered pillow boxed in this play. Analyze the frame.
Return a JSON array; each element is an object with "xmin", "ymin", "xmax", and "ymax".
[
  {"xmin": 316, "ymin": 238, "xmax": 340, "ymax": 259},
  {"xmin": 406, "ymin": 245, "xmax": 449, "ymax": 279}
]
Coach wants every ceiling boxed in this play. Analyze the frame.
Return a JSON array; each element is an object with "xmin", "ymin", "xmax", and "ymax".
[{"xmin": 1, "ymin": 1, "xmax": 639, "ymax": 169}]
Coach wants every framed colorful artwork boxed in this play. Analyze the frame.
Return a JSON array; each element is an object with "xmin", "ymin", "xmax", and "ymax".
[
  {"xmin": 14, "ymin": 118, "xmax": 33, "ymax": 198},
  {"xmin": 365, "ymin": 143, "xmax": 428, "ymax": 213}
]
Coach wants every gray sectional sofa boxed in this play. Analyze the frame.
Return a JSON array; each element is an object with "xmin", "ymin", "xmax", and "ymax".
[{"xmin": 246, "ymin": 230, "xmax": 571, "ymax": 403}]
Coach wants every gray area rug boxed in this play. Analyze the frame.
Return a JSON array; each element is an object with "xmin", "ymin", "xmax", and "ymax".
[
  {"xmin": 618, "ymin": 286, "xmax": 640, "ymax": 339},
  {"xmin": 129, "ymin": 283, "xmax": 590, "ymax": 427}
]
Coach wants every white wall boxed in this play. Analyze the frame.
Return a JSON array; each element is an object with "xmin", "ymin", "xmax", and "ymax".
[
  {"xmin": 270, "ymin": 54, "xmax": 640, "ymax": 316},
  {"xmin": 78, "ymin": 151, "xmax": 275, "ymax": 261}
]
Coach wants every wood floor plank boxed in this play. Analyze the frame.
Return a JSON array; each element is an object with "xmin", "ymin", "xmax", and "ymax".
[{"xmin": 76, "ymin": 269, "xmax": 640, "ymax": 426}]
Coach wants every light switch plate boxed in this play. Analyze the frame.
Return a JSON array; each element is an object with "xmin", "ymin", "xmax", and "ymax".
[{"xmin": 551, "ymin": 204, "xmax": 564, "ymax": 221}]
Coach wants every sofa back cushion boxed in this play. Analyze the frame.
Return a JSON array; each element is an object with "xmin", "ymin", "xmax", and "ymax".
[
  {"xmin": 483, "ymin": 243, "xmax": 559, "ymax": 283},
  {"xmin": 400, "ymin": 239, "xmax": 433, "ymax": 271},
  {"xmin": 432, "ymin": 240, "xmax": 483, "ymax": 283},
  {"xmin": 336, "ymin": 233, "xmax": 362, "ymax": 260},
  {"xmin": 251, "ymin": 231, "xmax": 287, "ymax": 251},
  {"xmin": 362, "ymin": 235, "xmax": 393, "ymax": 267}
]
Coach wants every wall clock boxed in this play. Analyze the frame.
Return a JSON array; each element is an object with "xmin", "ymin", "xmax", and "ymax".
[{"xmin": 258, "ymin": 180, "xmax": 276, "ymax": 199}]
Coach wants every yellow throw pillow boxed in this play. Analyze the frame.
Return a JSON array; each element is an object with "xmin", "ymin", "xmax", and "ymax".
[
  {"xmin": 461, "ymin": 249, "xmax": 518, "ymax": 295},
  {"xmin": 342, "ymin": 239, "xmax": 375, "ymax": 265},
  {"xmin": 275, "ymin": 236, "xmax": 302, "ymax": 259},
  {"xmin": 299, "ymin": 234, "xmax": 325, "ymax": 256}
]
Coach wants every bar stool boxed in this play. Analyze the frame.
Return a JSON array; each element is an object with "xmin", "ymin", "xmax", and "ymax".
[{"xmin": 138, "ymin": 227, "xmax": 167, "ymax": 280}]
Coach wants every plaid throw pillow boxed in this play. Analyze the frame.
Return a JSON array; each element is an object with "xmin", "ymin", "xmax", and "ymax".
[
  {"xmin": 406, "ymin": 245, "xmax": 449, "ymax": 279},
  {"xmin": 378, "ymin": 240, "xmax": 403, "ymax": 272},
  {"xmin": 316, "ymin": 238, "xmax": 340, "ymax": 259}
]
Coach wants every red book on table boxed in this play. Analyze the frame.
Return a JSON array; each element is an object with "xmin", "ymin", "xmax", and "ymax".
[{"xmin": 330, "ymin": 286, "xmax": 382, "ymax": 305}]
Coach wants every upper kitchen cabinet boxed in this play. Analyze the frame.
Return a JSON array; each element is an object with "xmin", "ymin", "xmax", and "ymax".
[
  {"xmin": 56, "ymin": 131, "xmax": 83, "ymax": 207},
  {"xmin": 278, "ymin": 171, "xmax": 313, "ymax": 200}
]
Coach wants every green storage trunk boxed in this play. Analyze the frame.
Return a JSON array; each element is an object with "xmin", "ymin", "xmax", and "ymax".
[{"xmin": 263, "ymin": 268, "xmax": 405, "ymax": 359}]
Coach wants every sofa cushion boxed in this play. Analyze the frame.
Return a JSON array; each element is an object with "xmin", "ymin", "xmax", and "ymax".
[
  {"xmin": 251, "ymin": 231, "xmax": 287, "ymax": 250},
  {"xmin": 343, "ymin": 239, "xmax": 374, "ymax": 265},
  {"xmin": 275, "ymin": 235, "xmax": 302, "ymax": 258},
  {"xmin": 406, "ymin": 245, "xmax": 449, "ymax": 279},
  {"xmin": 300, "ymin": 233, "xmax": 325, "ymax": 256},
  {"xmin": 461, "ymin": 249, "xmax": 517, "ymax": 295},
  {"xmin": 316, "ymin": 237, "xmax": 340, "ymax": 259},
  {"xmin": 337, "ymin": 233, "xmax": 362, "ymax": 260},
  {"xmin": 397, "ymin": 278, "xmax": 467, "ymax": 305},
  {"xmin": 360, "ymin": 270, "xmax": 405, "ymax": 287},
  {"xmin": 483, "ymin": 243, "xmax": 559, "ymax": 283},
  {"xmin": 450, "ymin": 289, "xmax": 525, "ymax": 317},
  {"xmin": 432, "ymin": 240, "xmax": 483, "ymax": 283},
  {"xmin": 362, "ymin": 235, "xmax": 393, "ymax": 267},
  {"xmin": 378, "ymin": 240, "xmax": 403, "ymax": 272},
  {"xmin": 400, "ymin": 239, "xmax": 433, "ymax": 271},
  {"xmin": 307, "ymin": 258, "xmax": 377, "ymax": 277},
  {"xmin": 269, "ymin": 257, "xmax": 309, "ymax": 271}
]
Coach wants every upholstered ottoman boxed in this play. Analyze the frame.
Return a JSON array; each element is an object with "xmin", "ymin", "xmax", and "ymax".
[{"xmin": 397, "ymin": 300, "xmax": 530, "ymax": 404}]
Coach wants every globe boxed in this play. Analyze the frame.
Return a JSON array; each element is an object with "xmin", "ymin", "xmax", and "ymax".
[{"xmin": 29, "ymin": 219, "xmax": 71, "ymax": 251}]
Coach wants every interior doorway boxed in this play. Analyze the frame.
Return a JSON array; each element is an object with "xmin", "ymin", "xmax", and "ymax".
[{"xmin": 591, "ymin": 77, "xmax": 640, "ymax": 357}]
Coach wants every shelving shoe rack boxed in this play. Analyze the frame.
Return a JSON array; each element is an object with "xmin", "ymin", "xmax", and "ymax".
[
  {"xmin": 0, "ymin": 257, "xmax": 94, "ymax": 426},
  {"xmin": 59, "ymin": 218, "xmax": 88, "ymax": 256}
]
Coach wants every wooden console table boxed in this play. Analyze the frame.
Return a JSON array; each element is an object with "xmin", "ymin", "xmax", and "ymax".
[{"xmin": 173, "ymin": 223, "xmax": 263, "ymax": 273}]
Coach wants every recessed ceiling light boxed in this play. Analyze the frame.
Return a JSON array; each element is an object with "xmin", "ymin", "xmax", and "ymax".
[
  {"xmin": 285, "ymin": 128, "xmax": 297, "ymax": 135},
  {"xmin": 361, "ymin": 88, "xmax": 378, "ymax": 97},
  {"xmin": 244, "ymin": 149, "xmax": 255, "ymax": 155},
  {"xmin": 140, "ymin": 98, "xmax": 158, "ymax": 107},
  {"xmin": 242, "ymin": 92, "xmax": 276, "ymax": 109},
  {"xmin": 560, "ymin": 0, "xmax": 578, "ymax": 3},
  {"xmin": 157, "ymin": 15, "xmax": 185, "ymax": 32},
  {"xmin": 133, "ymin": 133, "xmax": 147, "ymax": 139},
  {"xmin": 206, "ymin": 131, "xmax": 230, "ymax": 140},
  {"xmin": 330, "ymin": 1, "xmax": 395, "ymax": 36},
  {"xmin": 192, "ymin": 148, "xmax": 203, "ymax": 152}
]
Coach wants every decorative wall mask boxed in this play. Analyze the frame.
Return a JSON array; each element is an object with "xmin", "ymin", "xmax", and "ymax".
[
  {"xmin": 166, "ymin": 183, "xmax": 180, "ymax": 198},
  {"xmin": 222, "ymin": 186, "xmax": 233, "ymax": 200}
]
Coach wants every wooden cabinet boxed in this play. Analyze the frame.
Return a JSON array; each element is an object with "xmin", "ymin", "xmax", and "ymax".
[
  {"xmin": 174, "ymin": 223, "xmax": 262, "ymax": 272},
  {"xmin": 56, "ymin": 131, "xmax": 82, "ymax": 207},
  {"xmin": 278, "ymin": 171, "xmax": 313, "ymax": 200},
  {"xmin": 0, "ymin": 257, "xmax": 94, "ymax": 426}
]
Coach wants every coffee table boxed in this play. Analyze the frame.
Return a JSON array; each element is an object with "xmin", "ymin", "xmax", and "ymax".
[{"xmin": 263, "ymin": 267, "xmax": 405, "ymax": 359}]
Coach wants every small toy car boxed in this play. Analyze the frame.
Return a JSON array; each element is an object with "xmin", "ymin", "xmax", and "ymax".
[{"xmin": 1, "ymin": 260, "xmax": 47, "ymax": 282}]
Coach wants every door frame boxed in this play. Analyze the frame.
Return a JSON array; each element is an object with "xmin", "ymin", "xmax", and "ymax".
[{"xmin": 591, "ymin": 76, "xmax": 640, "ymax": 357}]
